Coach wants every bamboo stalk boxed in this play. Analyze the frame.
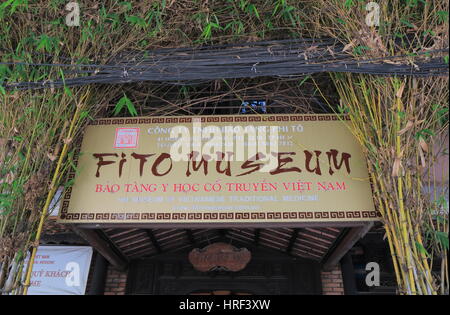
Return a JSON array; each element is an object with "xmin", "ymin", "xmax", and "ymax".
[{"xmin": 22, "ymin": 90, "xmax": 89, "ymax": 295}]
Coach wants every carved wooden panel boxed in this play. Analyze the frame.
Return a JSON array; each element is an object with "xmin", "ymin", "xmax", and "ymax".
[{"xmin": 188, "ymin": 243, "xmax": 251, "ymax": 272}]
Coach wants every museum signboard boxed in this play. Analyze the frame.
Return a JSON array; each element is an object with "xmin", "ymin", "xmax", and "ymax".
[{"xmin": 58, "ymin": 114, "xmax": 378, "ymax": 225}]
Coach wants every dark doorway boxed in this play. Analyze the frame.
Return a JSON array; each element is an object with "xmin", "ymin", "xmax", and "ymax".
[{"xmin": 126, "ymin": 244, "xmax": 322, "ymax": 295}]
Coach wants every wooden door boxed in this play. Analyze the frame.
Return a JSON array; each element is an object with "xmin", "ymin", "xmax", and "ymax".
[{"xmin": 126, "ymin": 245, "xmax": 322, "ymax": 295}]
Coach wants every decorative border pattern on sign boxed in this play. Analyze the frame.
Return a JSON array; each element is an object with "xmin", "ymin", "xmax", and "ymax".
[
  {"xmin": 88, "ymin": 114, "xmax": 351, "ymax": 126},
  {"xmin": 59, "ymin": 209, "xmax": 379, "ymax": 222}
]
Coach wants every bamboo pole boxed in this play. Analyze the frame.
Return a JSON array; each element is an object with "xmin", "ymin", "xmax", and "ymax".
[
  {"xmin": 331, "ymin": 72, "xmax": 446, "ymax": 294},
  {"xmin": 22, "ymin": 91, "xmax": 89, "ymax": 295}
]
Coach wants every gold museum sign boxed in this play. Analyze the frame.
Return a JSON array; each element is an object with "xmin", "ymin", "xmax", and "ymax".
[{"xmin": 58, "ymin": 114, "xmax": 378, "ymax": 224}]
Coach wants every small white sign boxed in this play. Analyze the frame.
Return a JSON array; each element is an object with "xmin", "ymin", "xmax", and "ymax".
[{"xmin": 26, "ymin": 246, "xmax": 93, "ymax": 295}]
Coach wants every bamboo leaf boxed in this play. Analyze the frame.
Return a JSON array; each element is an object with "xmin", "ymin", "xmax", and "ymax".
[
  {"xmin": 396, "ymin": 82, "xmax": 406, "ymax": 98},
  {"xmin": 435, "ymin": 231, "xmax": 449, "ymax": 250},
  {"xmin": 415, "ymin": 242, "xmax": 430, "ymax": 257},
  {"xmin": 125, "ymin": 97, "xmax": 138, "ymax": 116},
  {"xmin": 418, "ymin": 137, "xmax": 429, "ymax": 152},
  {"xmin": 398, "ymin": 120, "xmax": 414, "ymax": 135},
  {"xmin": 392, "ymin": 158, "xmax": 402, "ymax": 177},
  {"xmin": 114, "ymin": 94, "xmax": 137, "ymax": 116}
]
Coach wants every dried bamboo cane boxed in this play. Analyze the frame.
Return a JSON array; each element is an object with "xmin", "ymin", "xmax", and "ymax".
[{"xmin": 22, "ymin": 90, "xmax": 90, "ymax": 295}]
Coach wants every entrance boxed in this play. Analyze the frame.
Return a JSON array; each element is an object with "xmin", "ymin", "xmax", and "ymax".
[{"xmin": 126, "ymin": 243, "xmax": 322, "ymax": 295}]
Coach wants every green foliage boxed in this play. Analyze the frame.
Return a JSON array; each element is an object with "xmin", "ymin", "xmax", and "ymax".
[
  {"xmin": 272, "ymin": 0, "xmax": 303, "ymax": 28},
  {"xmin": 435, "ymin": 231, "xmax": 449, "ymax": 250},
  {"xmin": 0, "ymin": 0, "xmax": 28, "ymax": 18},
  {"xmin": 0, "ymin": 178, "xmax": 24, "ymax": 216},
  {"xmin": 119, "ymin": 1, "xmax": 132, "ymax": 11},
  {"xmin": 414, "ymin": 128, "xmax": 435, "ymax": 140},
  {"xmin": 113, "ymin": 94, "xmax": 138, "ymax": 116},
  {"xmin": 436, "ymin": 10, "xmax": 449, "ymax": 23},
  {"xmin": 201, "ymin": 15, "xmax": 221, "ymax": 40},
  {"xmin": 126, "ymin": 15, "xmax": 147, "ymax": 29},
  {"xmin": 353, "ymin": 45, "xmax": 371, "ymax": 56},
  {"xmin": 35, "ymin": 34, "xmax": 59, "ymax": 53},
  {"xmin": 344, "ymin": 0, "xmax": 355, "ymax": 10},
  {"xmin": 415, "ymin": 241, "xmax": 430, "ymax": 257},
  {"xmin": 239, "ymin": 1, "xmax": 260, "ymax": 19},
  {"xmin": 432, "ymin": 103, "xmax": 449, "ymax": 126},
  {"xmin": 298, "ymin": 75, "xmax": 310, "ymax": 87}
]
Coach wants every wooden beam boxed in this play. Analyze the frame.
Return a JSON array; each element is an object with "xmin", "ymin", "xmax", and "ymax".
[
  {"xmin": 71, "ymin": 227, "xmax": 128, "ymax": 271},
  {"xmin": 87, "ymin": 254, "xmax": 108, "ymax": 295},
  {"xmin": 41, "ymin": 232, "xmax": 85, "ymax": 244},
  {"xmin": 286, "ymin": 228, "xmax": 300, "ymax": 254},
  {"xmin": 217, "ymin": 229, "xmax": 227, "ymax": 241},
  {"xmin": 340, "ymin": 252, "xmax": 358, "ymax": 295},
  {"xmin": 322, "ymin": 223, "xmax": 373, "ymax": 271},
  {"xmin": 185, "ymin": 229, "xmax": 197, "ymax": 246},
  {"xmin": 145, "ymin": 229, "xmax": 162, "ymax": 253},
  {"xmin": 75, "ymin": 221, "xmax": 369, "ymax": 230},
  {"xmin": 254, "ymin": 229, "xmax": 261, "ymax": 246}
]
